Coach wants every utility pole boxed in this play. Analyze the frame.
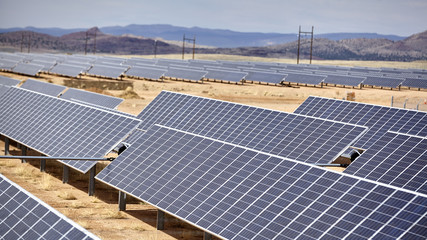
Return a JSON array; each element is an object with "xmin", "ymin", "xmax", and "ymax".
[
  {"xmin": 155, "ymin": 40, "xmax": 158, "ymax": 58},
  {"xmin": 93, "ymin": 30, "xmax": 97, "ymax": 55},
  {"xmin": 20, "ymin": 32, "xmax": 24, "ymax": 53},
  {"xmin": 182, "ymin": 34, "xmax": 196, "ymax": 60},
  {"xmin": 27, "ymin": 33, "xmax": 31, "ymax": 53},
  {"xmin": 84, "ymin": 31, "xmax": 89, "ymax": 55},
  {"xmin": 297, "ymin": 25, "xmax": 314, "ymax": 64}
]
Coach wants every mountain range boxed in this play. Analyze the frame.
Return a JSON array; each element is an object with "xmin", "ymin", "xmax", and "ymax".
[
  {"xmin": 0, "ymin": 25, "xmax": 426, "ymax": 61},
  {"xmin": 0, "ymin": 24, "xmax": 406, "ymax": 48}
]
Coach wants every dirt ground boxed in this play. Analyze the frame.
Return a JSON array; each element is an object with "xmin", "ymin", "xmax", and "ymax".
[{"xmin": 0, "ymin": 57, "xmax": 426, "ymax": 239}]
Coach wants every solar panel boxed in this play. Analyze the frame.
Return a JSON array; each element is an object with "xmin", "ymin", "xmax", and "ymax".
[
  {"xmin": 11, "ymin": 62, "xmax": 43, "ymax": 76},
  {"xmin": 125, "ymin": 66, "xmax": 166, "ymax": 80},
  {"xmin": 136, "ymin": 91, "xmax": 367, "ymax": 164},
  {"xmin": 362, "ymin": 76, "xmax": 403, "ymax": 88},
  {"xmin": 0, "ymin": 87, "xmax": 141, "ymax": 173},
  {"xmin": 164, "ymin": 67, "xmax": 207, "ymax": 82},
  {"xmin": 0, "ymin": 59, "xmax": 19, "ymax": 70},
  {"xmin": 324, "ymin": 74, "xmax": 365, "ymax": 87},
  {"xmin": 87, "ymin": 64, "xmax": 128, "ymax": 79},
  {"xmin": 0, "ymin": 174, "xmax": 100, "ymax": 240},
  {"xmin": 243, "ymin": 71, "xmax": 286, "ymax": 84},
  {"xmin": 49, "ymin": 63, "xmax": 88, "ymax": 78},
  {"xmin": 0, "ymin": 76, "xmax": 21, "ymax": 86},
  {"xmin": 282, "ymin": 72, "xmax": 326, "ymax": 85},
  {"xmin": 344, "ymin": 131, "xmax": 427, "ymax": 194},
  {"xmin": 401, "ymin": 78, "xmax": 427, "ymax": 89},
  {"xmin": 294, "ymin": 96, "xmax": 427, "ymax": 150},
  {"xmin": 60, "ymin": 88, "xmax": 124, "ymax": 109},
  {"xmin": 121, "ymin": 128, "xmax": 146, "ymax": 146},
  {"xmin": 204, "ymin": 69, "xmax": 247, "ymax": 83},
  {"xmin": 96, "ymin": 125, "xmax": 427, "ymax": 240},
  {"xmin": 20, "ymin": 79, "xmax": 67, "ymax": 97},
  {"xmin": 0, "ymin": 85, "xmax": 11, "ymax": 96}
]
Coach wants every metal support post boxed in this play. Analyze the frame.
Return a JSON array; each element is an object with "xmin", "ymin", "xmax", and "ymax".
[
  {"xmin": 391, "ymin": 96, "xmax": 394, "ymax": 107},
  {"xmin": 204, "ymin": 232, "xmax": 212, "ymax": 240},
  {"xmin": 4, "ymin": 138, "xmax": 9, "ymax": 155},
  {"xmin": 118, "ymin": 191, "xmax": 126, "ymax": 211},
  {"xmin": 88, "ymin": 165, "xmax": 96, "ymax": 196},
  {"xmin": 157, "ymin": 210, "xmax": 165, "ymax": 230},
  {"xmin": 40, "ymin": 159, "xmax": 46, "ymax": 172},
  {"xmin": 63, "ymin": 165, "xmax": 69, "ymax": 183},
  {"xmin": 21, "ymin": 146, "xmax": 27, "ymax": 163}
]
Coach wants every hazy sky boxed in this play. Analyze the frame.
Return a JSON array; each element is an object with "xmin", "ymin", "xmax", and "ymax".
[{"xmin": 0, "ymin": 0, "xmax": 426, "ymax": 36}]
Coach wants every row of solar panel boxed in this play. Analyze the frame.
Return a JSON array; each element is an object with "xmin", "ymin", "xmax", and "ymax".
[
  {"xmin": 1, "ymin": 86, "xmax": 426, "ymax": 239},
  {"xmin": 2, "ymin": 52, "xmax": 426, "ymax": 88},
  {"xmin": 0, "ymin": 76, "xmax": 124, "ymax": 110}
]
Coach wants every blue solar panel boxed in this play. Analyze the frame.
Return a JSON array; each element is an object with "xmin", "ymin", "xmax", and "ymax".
[
  {"xmin": 282, "ymin": 72, "xmax": 326, "ymax": 85},
  {"xmin": 96, "ymin": 125, "xmax": 427, "ymax": 240},
  {"xmin": 0, "ymin": 85, "xmax": 11, "ymax": 96},
  {"xmin": 0, "ymin": 174, "xmax": 100, "ymax": 240},
  {"xmin": 345, "ymin": 131, "xmax": 427, "ymax": 194},
  {"xmin": 164, "ymin": 67, "xmax": 207, "ymax": 82},
  {"xmin": 125, "ymin": 66, "xmax": 166, "ymax": 80},
  {"xmin": 294, "ymin": 96, "xmax": 427, "ymax": 150},
  {"xmin": 244, "ymin": 71, "xmax": 286, "ymax": 84},
  {"xmin": 87, "ymin": 64, "xmax": 128, "ymax": 79},
  {"xmin": 401, "ymin": 78, "xmax": 427, "ymax": 89},
  {"xmin": 204, "ymin": 69, "xmax": 247, "ymax": 83},
  {"xmin": 12, "ymin": 62, "xmax": 44, "ymax": 76},
  {"xmin": 60, "ymin": 88, "xmax": 124, "ymax": 109},
  {"xmin": 20, "ymin": 79, "xmax": 66, "ymax": 97},
  {"xmin": 324, "ymin": 74, "xmax": 365, "ymax": 87},
  {"xmin": 0, "ymin": 76, "xmax": 21, "ymax": 86},
  {"xmin": 49, "ymin": 63, "xmax": 88, "ymax": 78},
  {"xmin": 0, "ymin": 87, "xmax": 141, "ymax": 173},
  {"xmin": 362, "ymin": 76, "xmax": 404, "ymax": 88},
  {"xmin": 136, "ymin": 91, "xmax": 367, "ymax": 164}
]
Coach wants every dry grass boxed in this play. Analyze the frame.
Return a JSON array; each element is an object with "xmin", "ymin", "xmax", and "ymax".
[
  {"xmin": 39, "ymin": 174, "xmax": 54, "ymax": 191},
  {"xmin": 57, "ymin": 191, "xmax": 77, "ymax": 200},
  {"xmin": 69, "ymin": 201, "xmax": 86, "ymax": 209},
  {"xmin": 105, "ymin": 209, "xmax": 127, "ymax": 219}
]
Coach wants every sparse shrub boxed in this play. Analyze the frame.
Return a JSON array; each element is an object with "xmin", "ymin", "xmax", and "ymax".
[
  {"xmin": 39, "ymin": 174, "xmax": 54, "ymax": 191},
  {"xmin": 105, "ymin": 209, "xmax": 127, "ymax": 219},
  {"xmin": 57, "ymin": 191, "xmax": 77, "ymax": 200}
]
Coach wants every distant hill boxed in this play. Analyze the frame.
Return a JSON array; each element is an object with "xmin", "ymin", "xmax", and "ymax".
[
  {"xmin": 0, "ymin": 24, "xmax": 406, "ymax": 48},
  {"xmin": 0, "ymin": 28, "xmax": 425, "ymax": 61}
]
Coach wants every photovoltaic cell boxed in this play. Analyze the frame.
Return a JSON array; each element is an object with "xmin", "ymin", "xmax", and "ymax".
[
  {"xmin": 362, "ymin": 76, "xmax": 403, "ymax": 88},
  {"xmin": 12, "ymin": 62, "xmax": 44, "ymax": 76},
  {"xmin": 96, "ymin": 125, "xmax": 427, "ymax": 240},
  {"xmin": 136, "ymin": 91, "xmax": 367, "ymax": 164},
  {"xmin": 244, "ymin": 71, "xmax": 286, "ymax": 84},
  {"xmin": 0, "ymin": 174, "xmax": 100, "ymax": 240},
  {"xmin": 60, "ymin": 88, "xmax": 124, "ymax": 109},
  {"xmin": 0, "ymin": 87, "xmax": 141, "ymax": 173},
  {"xmin": 324, "ymin": 74, "xmax": 365, "ymax": 87},
  {"xmin": 282, "ymin": 72, "xmax": 326, "ymax": 85},
  {"xmin": 49, "ymin": 63, "xmax": 88, "ymax": 78},
  {"xmin": 125, "ymin": 66, "xmax": 166, "ymax": 80},
  {"xmin": 345, "ymin": 132, "xmax": 427, "ymax": 194},
  {"xmin": 164, "ymin": 67, "xmax": 207, "ymax": 81},
  {"xmin": 20, "ymin": 79, "xmax": 67, "ymax": 97},
  {"xmin": 87, "ymin": 64, "xmax": 128, "ymax": 79},
  {"xmin": 294, "ymin": 96, "xmax": 427, "ymax": 150},
  {"xmin": 0, "ymin": 76, "xmax": 21, "ymax": 86},
  {"xmin": 204, "ymin": 69, "xmax": 247, "ymax": 83},
  {"xmin": 0, "ymin": 85, "xmax": 11, "ymax": 96},
  {"xmin": 401, "ymin": 78, "xmax": 427, "ymax": 89}
]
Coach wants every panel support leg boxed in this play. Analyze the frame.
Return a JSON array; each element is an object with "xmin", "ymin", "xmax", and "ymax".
[
  {"xmin": 21, "ymin": 145, "xmax": 27, "ymax": 163},
  {"xmin": 40, "ymin": 159, "xmax": 46, "ymax": 172},
  {"xmin": 88, "ymin": 165, "xmax": 96, "ymax": 196},
  {"xmin": 63, "ymin": 165, "xmax": 69, "ymax": 183},
  {"xmin": 157, "ymin": 210, "xmax": 165, "ymax": 230},
  {"xmin": 118, "ymin": 191, "xmax": 126, "ymax": 211},
  {"xmin": 204, "ymin": 232, "xmax": 212, "ymax": 240},
  {"xmin": 4, "ymin": 138, "xmax": 9, "ymax": 155}
]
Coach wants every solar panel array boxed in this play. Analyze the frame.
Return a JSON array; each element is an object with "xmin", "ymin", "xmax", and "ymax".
[
  {"xmin": 60, "ymin": 88, "xmax": 124, "ymax": 109},
  {"xmin": 344, "ymin": 131, "xmax": 427, "ymax": 194},
  {"xmin": 136, "ymin": 91, "xmax": 367, "ymax": 164},
  {"xmin": 86, "ymin": 64, "xmax": 128, "ymax": 79},
  {"xmin": 282, "ymin": 72, "xmax": 327, "ymax": 85},
  {"xmin": 244, "ymin": 71, "xmax": 286, "ymax": 84},
  {"xmin": 20, "ymin": 79, "xmax": 67, "ymax": 97},
  {"xmin": 0, "ymin": 76, "xmax": 21, "ymax": 86},
  {"xmin": 401, "ymin": 78, "xmax": 427, "ymax": 89},
  {"xmin": 0, "ymin": 87, "xmax": 141, "ymax": 173},
  {"xmin": 362, "ymin": 76, "xmax": 403, "ymax": 88},
  {"xmin": 124, "ymin": 66, "xmax": 167, "ymax": 80},
  {"xmin": 294, "ymin": 96, "xmax": 427, "ymax": 150},
  {"xmin": 324, "ymin": 74, "xmax": 365, "ymax": 87},
  {"xmin": 97, "ymin": 125, "xmax": 427, "ymax": 240},
  {"xmin": 0, "ymin": 174, "xmax": 100, "ymax": 240},
  {"xmin": 164, "ymin": 67, "xmax": 207, "ymax": 82},
  {"xmin": 204, "ymin": 69, "xmax": 247, "ymax": 83},
  {"xmin": 49, "ymin": 63, "xmax": 88, "ymax": 78},
  {"xmin": 11, "ymin": 62, "xmax": 44, "ymax": 76}
]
